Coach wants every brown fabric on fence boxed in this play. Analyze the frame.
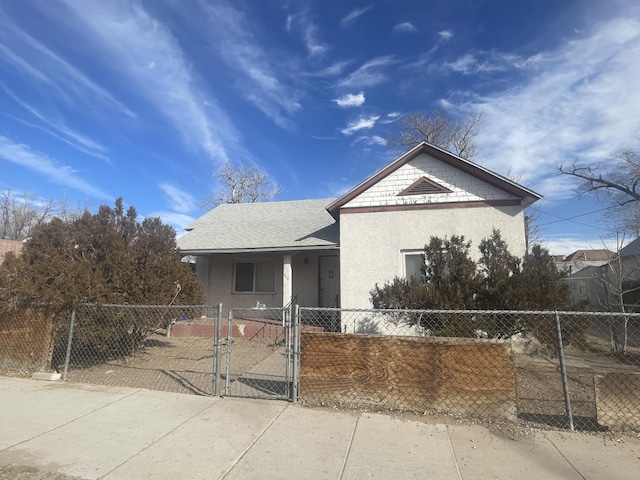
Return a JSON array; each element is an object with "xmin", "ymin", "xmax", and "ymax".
[
  {"xmin": 300, "ymin": 332, "xmax": 517, "ymax": 420},
  {"xmin": 0, "ymin": 308, "xmax": 55, "ymax": 373}
]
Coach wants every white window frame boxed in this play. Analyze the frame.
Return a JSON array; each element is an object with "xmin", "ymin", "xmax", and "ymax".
[
  {"xmin": 233, "ymin": 260, "xmax": 276, "ymax": 294},
  {"xmin": 402, "ymin": 250, "xmax": 425, "ymax": 281}
]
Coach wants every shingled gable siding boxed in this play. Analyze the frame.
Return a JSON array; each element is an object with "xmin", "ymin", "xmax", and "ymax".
[{"xmin": 342, "ymin": 153, "xmax": 519, "ymax": 209}]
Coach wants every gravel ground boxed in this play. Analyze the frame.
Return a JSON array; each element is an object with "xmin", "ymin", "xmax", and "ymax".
[{"xmin": 62, "ymin": 334, "xmax": 282, "ymax": 396}]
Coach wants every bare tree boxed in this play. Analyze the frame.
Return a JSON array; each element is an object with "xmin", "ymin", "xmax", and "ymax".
[
  {"xmin": 558, "ymin": 146, "xmax": 640, "ymax": 235},
  {"xmin": 0, "ymin": 190, "xmax": 55, "ymax": 240},
  {"xmin": 201, "ymin": 160, "xmax": 283, "ymax": 209},
  {"xmin": 596, "ymin": 234, "xmax": 640, "ymax": 353},
  {"xmin": 387, "ymin": 110, "xmax": 485, "ymax": 159}
]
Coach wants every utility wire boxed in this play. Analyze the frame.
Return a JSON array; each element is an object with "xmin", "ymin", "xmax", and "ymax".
[{"xmin": 532, "ymin": 204, "xmax": 619, "ymax": 229}]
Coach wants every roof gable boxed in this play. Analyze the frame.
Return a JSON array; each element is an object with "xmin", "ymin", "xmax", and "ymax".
[
  {"xmin": 620, "ymin": 237, "xmax": 640, "ymax": 258},
  {"xmin": 327, "ymin": 142, "xmax": 541, "ymax": 218},
  {"xmin": 564, "ymin": 249, "xmax": 614, "ymax": 262}
]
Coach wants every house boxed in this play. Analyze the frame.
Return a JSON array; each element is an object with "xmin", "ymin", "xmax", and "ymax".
[
  {"xmin": 567, "ymin": 265, "xmax": 607, "ymax": 309},
  {"xmin": 177, "ymin": 142, "xmax": 541, "ymax": 310},
  {"xmin": 567, "ymin": 238, "xmax": 640, "ymax": 311},
  {"xmin": 556, "ymin": 249, "xmax": 613, "ymax": 275}
]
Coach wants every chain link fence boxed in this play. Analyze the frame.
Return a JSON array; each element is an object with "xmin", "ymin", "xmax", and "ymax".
[
  {"xmin": 63, "ymin": 304, "xmax": 220, "ymax": 395},
  {"xmin": 0, "ymin": 303, "xmax": 220, "ymax": 395},
  {"xmin": 298, "ymin": 307, "xmax": 640, "ymax": 432},
  {"xmin": 4, "ymin": 302, "xmax": 640, "ymax": 432}
]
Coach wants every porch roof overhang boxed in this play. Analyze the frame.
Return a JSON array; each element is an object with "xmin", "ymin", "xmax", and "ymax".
[{"xmin": 180, "ymin": 244, "xmax": 339, "ymax": 255}]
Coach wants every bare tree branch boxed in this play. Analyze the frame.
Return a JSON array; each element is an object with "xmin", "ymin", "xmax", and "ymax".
[
  {"xmin": 558, "ymin": 145, "xmax": 640, "ymax": 236},
  {"xmin": 201, "ymin": 160, "xmax": 283, "ymax": 209},
  {"xmin": 387, "ymin": 110, "xmax": 485, "ymax": 159}
]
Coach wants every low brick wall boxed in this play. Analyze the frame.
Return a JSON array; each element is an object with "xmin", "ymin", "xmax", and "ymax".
[
  {"xmin": 170, "ymin": 319, "xmax": 323, "ymax": 339},
  {"xmin": 0, "ymin": 308, "xmax": 55, "ymax": 373},
  {"xmin": 300, "ymin": 333, "xmax": 517, "ymax": 421},
  {"xmin": 595, "ymin": 372, "xmax": 640, "ymax": 430}
]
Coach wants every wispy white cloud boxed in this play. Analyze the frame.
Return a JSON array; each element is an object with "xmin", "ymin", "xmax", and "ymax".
[
  {"xmin": 333, "ymin": 92, "xmax": 365, "ymax": 107},
  {"xmin": 354, "ymin": 135, "xmax": 387, "ymax": 146},
  {"xmin": 438, "ymin": 29, "xmax": 454, "ymax": 41},
  {"xmin": 462, "ymin": 16, "xmax": 640, "ymax": 198},
  {"xmin": 340, "ymin": 6, "xmax": 372, "ymax": 28},
  {"xmin": 302, "ymin": 19, "xmax": 328, "ymax": 57},
  {"xmin": 341, "ymin": 114, "xmax": 380, "ymax": 135},
  {"xmin": 57, "ymin": 0, "xmax": 239, "ymax": 162},
  {"xmin": 306, "ymin": 60, "xmax": 354, "ymax": 78},
  {"xmin": 378, "ymin": 111, "xmax": 402, "ymax": 124},
  {"xmin": 337, "ymin": 56, "xmax": 396, "ymax": 88},
  {"xmin": 159, "ymin": 183, "xmax": 197, "ymax": 214},
  {"xmin": 1, "ymin": 84, "xmax": 111, "ymax": 164},
  {"xmin": 442, "ymin": 52, "xmax": 516, "ymax": 75},
  {"xmin": 198, "ymin": 1, "xmax": 302, "ymax": 129},
  {"xmin": 393, "ymin": 22, "xmax": 417, "ymax": 33},
  {"xmin": 0, "ymin": 11, "xmax": 134, "ymax": 118},
  {"xmin": 284, "ymin": 10, "xmax": 328, "ymax": 56},
  {"xmin": 0, "ymin": 135, "xmax": 110, "ymax": 199}
]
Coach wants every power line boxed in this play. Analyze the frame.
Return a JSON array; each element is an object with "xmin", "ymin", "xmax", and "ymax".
[{"xmin": 532, "ymin": 205, "xmax": 618, "ymax": 229}]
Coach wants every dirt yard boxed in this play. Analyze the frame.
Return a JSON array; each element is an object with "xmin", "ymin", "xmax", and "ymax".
[{"xmin": 63, "ymin": 334, "xmax": 282, "ymax": 396}]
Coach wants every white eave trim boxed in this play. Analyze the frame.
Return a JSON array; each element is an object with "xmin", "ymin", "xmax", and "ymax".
[{"xmin": 179, "ymin": 244, "xmax": 340, "ymax": 255}]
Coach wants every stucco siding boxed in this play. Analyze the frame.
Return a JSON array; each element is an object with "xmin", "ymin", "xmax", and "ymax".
[
  {"xmin": 195, "ymin": 252, "xmax": 328, "ymax": 308},
  {"xmin": 343, "ymin": 153, "xmax": 518, "ymax": 209},
  {"xmin": 340, "ymin": 206, "xmax": 526, "ymax": 309}
]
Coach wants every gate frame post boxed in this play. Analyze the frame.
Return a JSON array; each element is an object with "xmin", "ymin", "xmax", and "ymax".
[
  {"xmin": 225, "ymin": 310, "xmax": 234, "ymax": 396},
  {"xmin": 292, "ymin": 305, "xmax": 300, "ymax": 403},
  {"xmin": 213, "ymin": 303, "xmax": 223, "ymax": 397},
  {"xmin": 285, "ymin": 306, "xmax": 292, "ymax": 400}
]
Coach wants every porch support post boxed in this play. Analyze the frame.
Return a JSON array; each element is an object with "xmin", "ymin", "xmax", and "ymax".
[{"xmin": 282, "ymin": 253, "xmax": 293, "ymax": 306}]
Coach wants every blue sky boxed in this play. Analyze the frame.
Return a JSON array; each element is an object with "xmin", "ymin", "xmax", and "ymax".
[{"xmin": 1, "ymin": 0, "xmax": 639, "ymax": 255}]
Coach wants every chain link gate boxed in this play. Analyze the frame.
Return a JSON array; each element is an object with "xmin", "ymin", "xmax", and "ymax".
[{"xmin": 216, "ymin": 306, "xmax": 299, "ymax": 401}]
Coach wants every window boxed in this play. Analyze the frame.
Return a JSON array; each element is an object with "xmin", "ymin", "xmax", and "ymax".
[
  {"xmin": 578, "ymin": 280, "xmax": 587, "ymax": 297},
  {"xmin": 403, "ymin": 251, "xmax": 424, "ymax": 280},
  {"xmin": 234, "ymin": 261, "xmax": 276, "ymax": 293}
]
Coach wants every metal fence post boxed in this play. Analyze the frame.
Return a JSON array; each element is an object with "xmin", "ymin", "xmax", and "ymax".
[
  {"xmin": 555, "ymin": 311, "xmax": 574, "ymax": 431},
  {"xmin": 284, "ymin": 307, "xmax": 292, "ymax": 400},
  {"xmin": 225, "ymin": 310, "xmax": 234, "ymax": 396},
  {"xmin": 214, "ymin": 303, "xmax": 223, "ymax": 397},
  {"xmin": 62, "ymin": 308, "xmax": 76, "ymax": 381},
  {"xmin": 292, "ymin": 305, "xmax": 301, "ymax": 403}
]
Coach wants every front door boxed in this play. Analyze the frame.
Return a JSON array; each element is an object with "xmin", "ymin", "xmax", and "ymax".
[{"xmin": 319, "ymin": 256, "xmax": 340, "ymax": 307}]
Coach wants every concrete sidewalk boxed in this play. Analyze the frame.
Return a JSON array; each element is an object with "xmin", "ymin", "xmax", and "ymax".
[{"xmin": 1, "ymin": 377, "xmax": 639, "ymax": 479}]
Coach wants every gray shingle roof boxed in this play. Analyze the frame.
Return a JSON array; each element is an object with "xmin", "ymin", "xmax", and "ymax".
[
  {"xmin": 177, "ymin": 198, "xmax": 338, "ymax": 253},
  {"xmin": 620, "ymin": 237, "xmax": 640, "ymax": 258}
]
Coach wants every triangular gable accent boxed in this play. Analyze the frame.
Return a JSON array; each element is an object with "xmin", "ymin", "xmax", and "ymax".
[
  {"xmin": 398, "ymin": 177, "xmax": 452, "ymax": 196},
  {"xmin": 326, "ymin": 142, "xmax": 542, "ymax": 219}
]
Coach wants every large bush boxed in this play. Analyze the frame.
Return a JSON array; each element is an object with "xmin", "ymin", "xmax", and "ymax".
[
  {"xmin": 370, "ymin": 230, "xmax": 574, "ymax": 345},
  {"xmin": 0, "ymin": 199, "xmax": 204, "ymax": 363}
]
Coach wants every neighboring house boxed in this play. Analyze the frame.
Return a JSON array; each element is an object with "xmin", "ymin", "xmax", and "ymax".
[
  {"xmin": 556, "ymin": 249, "xmax": 613, "ymax": 275},
  {"xmin": 567, "ymin": 238, "xmax": 640, "ymax": 311},
  {"xmin": 567, "ymin": 265, "xmax": 607, "ymax": 309},
  {"xmin": 177, "ymin": 142, "xmax": 541, "ymax": 310},
  {"xmin": 0, "ymin": 239, "xmax": 23, "ymax": 264}
]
